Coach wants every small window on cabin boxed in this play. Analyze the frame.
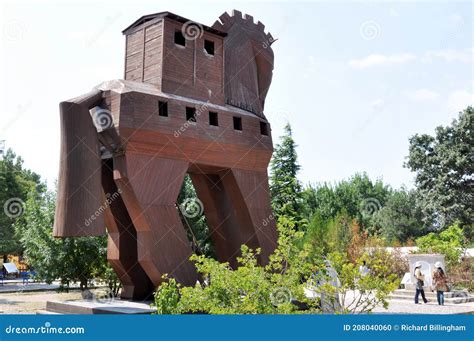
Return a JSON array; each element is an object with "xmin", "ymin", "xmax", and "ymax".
[
  {"xmin": 204, "ymin": 40, "xmax": 215, "ymax": 55},
  {"xmin": 158, "ymin": 101, "xmax": 168, "ymax": 117},
  {"xmin": 260, "ymin": 122, "xmax": 269, "ymax": 136},
  {"xmin": 174, "ymin": 30, "xmax": 186, "ymax": 47},
  {"xmin": 233, "ymin": 116, "xmax": 242, "ymax": 131},
  {"xmin": 186, "ymin": 107, "xmax": 197, "ymax": 122},
  {"xmin": 209, "ymin": 111, "xmax": 218, "ymax": 126}
]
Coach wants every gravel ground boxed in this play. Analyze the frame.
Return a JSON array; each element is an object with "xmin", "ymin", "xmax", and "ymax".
[{"xmin": 0, "ymin": 291, "xmax": 83, "ymax": 314}]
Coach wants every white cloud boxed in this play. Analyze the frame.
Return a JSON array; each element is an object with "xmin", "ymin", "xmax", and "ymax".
[
  {"xmin": 348, "ymin": 53, "xmax": 416, "ymax": 69},
  {"xmin": 447, "ymin": 90, "xmax": 474, "ymax": 113},
  {"xmin": 423, "ymin": 48, "xmax": 473, "ymax": 63},
  {"xmin": 370, "ymin": 99, "xmax": 385, "ymax": 111},
  {"xmin": 389, "ymin": 8, "xmax": 399, "ymax": 17},
  {"xmin": 307, "ymin": 56, "xmax": 317, "ymax": 73},
  {"xmin": 303, "ymin": 56, "xmax": 318, "ymax": 79},
  {"xmin": 448, "ymin": 13, "xmax": 464, "ymax": 26},
  {"xmin": 409, "ymin": 89, "xmax": 439, "ymax": 101},
  {"xmin": 349, "ymin": 48, "xmax": 473, "ymax": 69}
]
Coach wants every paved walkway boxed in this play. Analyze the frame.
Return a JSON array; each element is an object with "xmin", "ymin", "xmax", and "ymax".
[
  {"xmin": 0, "ymin": 283, "xmax": 60, "ymax": 293},
  {"xmin": 1, "ymin": 279, "xmax": 31, "ymax": 284},
  {"xmin": 2, "ymin": 287, "xmax": 473, "ymax": 314},
  {"xmin": 339, "ymin": 290, "xmax": 474, "ymax": 314},
  {"xmin": 0, "ymin": 280, "xmax": 90, "ymax": 293},
  {"xmin": 374, "ymin": 299, "xmax": 474, "ymax": 314}
]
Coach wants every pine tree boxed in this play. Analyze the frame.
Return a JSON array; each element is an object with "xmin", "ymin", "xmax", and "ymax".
[{"xmin": 269, "ymin": 123, "xmax": 303, "ymax": 223}]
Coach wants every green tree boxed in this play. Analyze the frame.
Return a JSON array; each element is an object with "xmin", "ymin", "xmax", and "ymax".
[
  {"xmin": 303, "ymin": 211, "xmax": 354, "ymax": 255},
  {"xmin": 176, "ymin": 175, "xmax": 215, "ymax": 258},
  {"xmin": 0, "ymin": 149, "xmax": 45, "ymax": 255},
  {"xmin": 300, "ymin": 183, "xmax": 336, "ymax": 221},
  {"xmin": 406, "ymin": 106, "xmax": 474, "ymax": 232},
  {"xmin": 336, "ymin": 174, "xmax": 389, "ymax": 230},
  {"xmin": 15, "ymin": 190, "xmax": 113, "ymax": 290},
  {"xmin": 372, "ymin": 188, "xmax": 426, "ymax": 243},
  {"xmin": 326, "ymin": 212, "xmax": 354, "ymax": 253},
  {"xmin": 303, "ymin": 213, "xmax": 330, "ymax": 255},
  {"xmin": 269, "ymin": 124, "xmax": 303, "ymax": 223},
  {"xmin": 415, "ymin": 223, "xmax": 466, "ymax": 267},
  {"xmin": 301, "ymin": 173, "xmax": 392, "ymax": 234}
]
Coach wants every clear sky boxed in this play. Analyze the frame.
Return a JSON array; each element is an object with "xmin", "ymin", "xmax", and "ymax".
[{"xmin": 0, "ymin": 0, "xmax": 472, "ymax": 190}]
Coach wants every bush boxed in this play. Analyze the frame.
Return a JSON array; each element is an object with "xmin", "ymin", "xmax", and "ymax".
[
  {"xmin": 303, "ymin": 211, "xmax": 355, "ymax": 255},
  {"xmin": 323, "ymin": 252, "xmax": 399, "ymax": 313},
  {"xmin": 153, "ymin": 216, "xmax": 399, "ymax": 314},
  {"xmin": 449, "ymin": 258, "xmax": 474, "ymax": 291},
  {"xmin": 154, "ymin": 217, "xmax": 321, "ymax": 314},
  {"xmin": 415, "ymin": 223, "xmax": 466, "ymax": 267},
  {"xmin": 346, "ymin": 225, "xmax": 408, "ymax": 282},
  {"xmin": 153, "ymin": 278, "xmax": 181, "ymax": 314}
]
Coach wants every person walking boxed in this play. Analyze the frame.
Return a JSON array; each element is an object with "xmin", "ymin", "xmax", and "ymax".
[
  {"xmin": 359, "ymin": 260, "xmax": 369, "ymax": 277},
  {"xmin": 414, "ymin": 261, "xmax": 428, "ymax": 304},
  {"xmin": 432, "ymin": 261, "xmax": 449, "ymax": 306}
]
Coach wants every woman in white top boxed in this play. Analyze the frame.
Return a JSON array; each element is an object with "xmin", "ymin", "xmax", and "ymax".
[{"xmin": 414, "ymin": 261, "xmax": 428, "ymax": 304}]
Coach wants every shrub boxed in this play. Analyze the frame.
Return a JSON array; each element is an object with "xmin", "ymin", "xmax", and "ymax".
[
  {"xmin": 154, "ymin": 217, "xmax": 321, "ymax": 314},
  {"xmin": 324, "ymin": 252, "xmax": 399, "ymax": 313},
  {"xmin": 415, "ymin": 223, "xmax": 466, "ymax": 267},
  {"xmin": 449, "ymin": 258, "xmax": 474, "ymax": 291},
  {"xmin": 153, "ymin": 216, "xmax": 399, "ymax": 314},
  {"xmin": 347, "ymin": 226, "xmax": 408, "ymax": 283}
]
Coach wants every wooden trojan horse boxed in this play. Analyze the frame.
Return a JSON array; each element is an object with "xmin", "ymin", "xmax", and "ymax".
[{"xmin": 54, "ymin": 10, "xmax": 278, "ymax": 300}]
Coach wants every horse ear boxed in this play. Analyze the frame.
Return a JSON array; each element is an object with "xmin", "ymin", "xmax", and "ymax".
[{"xmin": 53, "ymin": 90, "xmax": 106, "ymax": 237}]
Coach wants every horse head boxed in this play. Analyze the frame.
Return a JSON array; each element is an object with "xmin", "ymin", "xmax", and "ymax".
[{"xmin": 213, "ymin": 10, "xmax": 275, "ymax": 117}]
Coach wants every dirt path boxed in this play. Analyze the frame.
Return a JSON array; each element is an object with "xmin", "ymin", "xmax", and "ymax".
[{"xmin": 0, "ymin": 291, "xmax": 83, "ymax": 314}]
